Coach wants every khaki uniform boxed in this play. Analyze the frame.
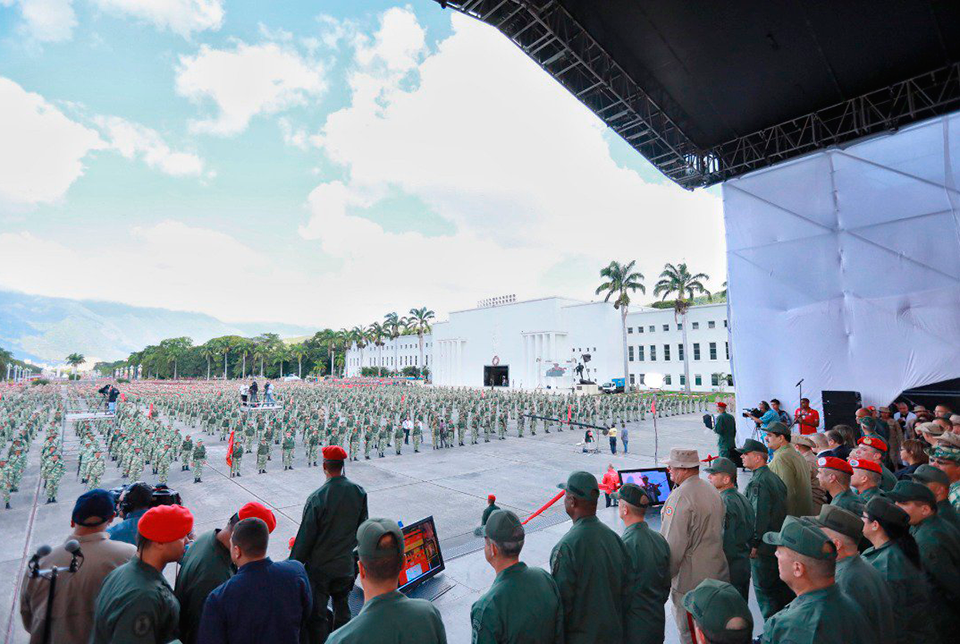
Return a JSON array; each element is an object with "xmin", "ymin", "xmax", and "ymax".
[
  {"xmin": 660, "ymin": 476, "xmax": 729, "ymax": 644},
  {"xmin": 20, "ymin": 532, "xmax": 135, "ymax": 644},
  {"xmin": 470, "ymin": 562, "xmax": 563, "ymax": 644},
  {"xmin": 769, "ymin": 444, "xmax": 814, "ymax": 517}
]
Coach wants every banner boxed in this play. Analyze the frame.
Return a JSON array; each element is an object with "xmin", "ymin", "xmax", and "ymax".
[{"xmin": 226, "ymin": 430, "xmax": 235, "ymax": 467}]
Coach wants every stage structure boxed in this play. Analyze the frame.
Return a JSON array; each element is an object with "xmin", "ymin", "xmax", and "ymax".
[{"xmin": 440, "ymin": 0, "xmax": 960, "ymax": 434}]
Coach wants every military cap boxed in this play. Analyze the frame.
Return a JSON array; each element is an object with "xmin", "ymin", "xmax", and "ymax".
[
  {"xmin": 793, "ymin": 435, "xmax": 816, "ymax": 449},
  {"xmin": 917, "ymin": 421, "xmax": 945, "ymax": 437},
  {"xmin": 704, "ymin": 457, "xmax": 737, "ymax": 477},
  {"xmin": 484, "ymin": 509, "xmax": 524, "ymax": 543},
  {"xmin": 763, "ymin": 516, "xmax": 837, "ymax": 560},
  {"xmin": 929, "ymin": 443, "xmax": 960, "ymax": 465},
  {"xmin": 858, "ymin": 436, "xmax": 887, "ymax": 453},
  {"xmin": 614, "ymin": 483, "xmax": 651, "ymax": 507},
  {"xmin": 716, "ymin": 402, "xmax": 727, "ymax": 409},
  {"xmin": 865, "ymin": 496, "xmax": 910, "ymax": 528},
  {"xmin": 818, "ymin": 456, "xmax": 853, "ymax": 475},
  {"xmin": 558, "ymin": 470, "xmax": 600, "ymax": 501},
  {"xmin": 238, "ymin": 501, "xmax": 277, "ymax": 533},
  {"xmin": 739, "ymin": 439, "xmax": 767, "ymax": 455},
  {"xmin": 765, "ymin": 422, "xmax": 791, "ymax": 437},
  {"xmin": 911, "ymin": 464, "xmax": 950, "ymax": 486},
  {"xmin": 72, "ymin": 489, "xmax": 116, "ymax": 526},
  {"xmin": 138, "ymin": 505, "xmax": 194, "ymax": 543},
  {"xmin": 682, "ymin": 579, "xmax": 753, "ymax": 638},
  {"xmin": 322, "ymin": 445, "xmax": 347, "ymax": 461},
  {"xmin": 935, "ymin": 432, "xmax": 960, "ymax": 450},
  {"xmin": 849, "ymin": 458, "xmax": 882, "ymax": 474},
  {"xmin": 357, "ymin": 518, "xmax": 404, "ymax": 559},
  {"xmin": 809, "ymin": 504, "xmax": 863, "ymax": 541},
  {"xmin": 662, "ymin": 448, "xmax": 701, "ymax": 468},
  {"xmin": 886, "ymin": 480, "xmax": 936, "ymax": 507}
]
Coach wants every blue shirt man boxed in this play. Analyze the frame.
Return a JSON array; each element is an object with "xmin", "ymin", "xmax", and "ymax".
[
  {"xmin": 759, "ymin": 408, "xmax": 779, "ymax": 429},
  {"xmin": 198, "ymin": 517, "xmax": 312, "ymax": 644},
  {"xmin": 107, "ymin": 508, "xmax": 147, "ymax": 545}
]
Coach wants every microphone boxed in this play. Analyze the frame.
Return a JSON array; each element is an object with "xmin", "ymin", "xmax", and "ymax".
[
  {"xmin": 65, "ymin": 539, "xmax": 83, "ymax": 573},
  {"xmin": 29, "ymin": 545, "xmax": 52, "ymax": 577},
  {"xmin": 795, "ymin": 379, "xmax": 804, "ymax": 387}
]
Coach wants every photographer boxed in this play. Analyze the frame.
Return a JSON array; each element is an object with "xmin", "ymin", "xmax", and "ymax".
[
  {"xmin": 746, "ymin": 401, "xmax": 779, "ymax": 433},
  {"xmin": 107, "ymin": 483, "xmax": 154, "ymax": 545}
]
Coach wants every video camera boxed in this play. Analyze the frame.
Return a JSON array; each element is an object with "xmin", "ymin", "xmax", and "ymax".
[
  {"xmin": 110, "ymin": 482, "xmax": 182, "ymax": 517},
  {"xmin": 741, "ymin": 408, "xmax": 761, "ymax": 418}
]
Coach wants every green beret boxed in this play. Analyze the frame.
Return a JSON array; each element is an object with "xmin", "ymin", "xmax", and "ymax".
[
  {"xmin": 704, "ymin": 457, "xmax": 737, "ymax": 477},
  {"xmin": 762, "ymin": 516, "xmax": 837, "ymax": 560},
  {"xmin": 614, "ymin": 483, "xmax": 651, "ymax": 507},
  {"xmin": 864, "ymin": 497, "xmax": 909, "ymax": 528},
  {"xmin": 558, "ymin": 471, "xmax": 599, "ymax": 501},
  {"xmin": 911, "ymin": 464, "xmax": 949, "ymax": 486},
  {"xmin": 739, "ymin": 439, "xmax": 767, "ymax": 455},
  {"xmin": 682, "ymin": 579, "xmax": 753, "ymax": 638},
  {"xmin": 765, "ymin": 422, "xmax": 791, "ymax": 437},
  {"xmin": 484, "ymin": 509, "xmax": 524, "ymax": 543},
  {"xmin": 809, "ymin": 504, "xmax": 863, "ymax": 542},
  {"xmin": 886, "ymin": 480, "xmax": 936, "ymax": 507},
  {"xmin": 356, "ymin": 518, "xmax": 404, "ymax": 559}
]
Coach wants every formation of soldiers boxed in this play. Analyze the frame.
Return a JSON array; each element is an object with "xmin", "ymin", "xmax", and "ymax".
[{"xmin": 0, "ymin": 387, "xmax": 63, "ymax": 508}]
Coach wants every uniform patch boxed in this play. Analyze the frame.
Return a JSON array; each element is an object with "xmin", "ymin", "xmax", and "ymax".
[
  {"xmin": 132, "ymin": 613, "xmax": 152, "ymax": 637},
  {"xmin": 664, "ymin": 506, "xmax": 674, "ymax": 517}
]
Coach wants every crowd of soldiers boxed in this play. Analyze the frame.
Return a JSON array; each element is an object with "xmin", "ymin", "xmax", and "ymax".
[{"xmin": 0, "ymin": 387, "xmax": 64, "ymax": 507}]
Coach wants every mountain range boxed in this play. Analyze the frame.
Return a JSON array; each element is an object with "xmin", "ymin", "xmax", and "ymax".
[{"xmin": 0, "ymin": 290, "xmax": 317, "ymax": 365}]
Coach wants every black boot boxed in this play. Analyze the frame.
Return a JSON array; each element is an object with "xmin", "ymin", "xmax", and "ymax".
[{"xmin": 4, "ymin": 502, "xmax": 10, "ymax": 509}]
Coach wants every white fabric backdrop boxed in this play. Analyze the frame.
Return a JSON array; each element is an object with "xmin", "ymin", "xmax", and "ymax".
[{"xmin": 723, "ymin": 112, "xmax": 960, "ymax": 442}]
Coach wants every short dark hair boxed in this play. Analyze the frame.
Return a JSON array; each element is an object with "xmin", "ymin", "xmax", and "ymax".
[
  {"xmin": 800, "ymin": 398, "xmax": 810, "ymax": 404},
  {"xmin": 231, "ymin": 518, "xmax": 269, "ymax": 557},
  {"xmin": 125, "ymin": 483, "xmax": 154, "ymax": 511},
  {"xmin": 770, "ymin": 399, "xmax": 780, "ymax": 405},
  {"xmin": 323, "ymin": 460, "xmax": 344, "ymax": 474},
  {"xmin": 487, "ymin": 536, "xmax": 524, "ymax": 558},
  {"xmin": 826, "ymin": 429, "xmax": 845, "ymax": 445},
  {"xmin": 361, "ymin": 534, "xmax": 404, "ymax": 581},
  {"xmin": 701, "ymin": 623, "xmax": 752, "ymax": 644}
]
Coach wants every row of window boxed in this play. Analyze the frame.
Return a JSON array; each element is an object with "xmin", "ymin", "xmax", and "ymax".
[
  {"xmin": 628, "ymin": 342, "xmax": 729, "ymax": 362},
  {"xmin": 627, "ymin": 320, "xmax": 726, "ymax": 333},
  {"xmin": 349, "ymin": 354, "xmax": 430, "ymax": 367},
  {"xmin": 628, "ymin": 373, "xmax": 734, "ymax": 387}
]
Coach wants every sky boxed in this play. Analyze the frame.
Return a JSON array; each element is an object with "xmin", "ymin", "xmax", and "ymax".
[{"xmin": 0, "ymin": 0, "xmax": 725, "ymax": 328}]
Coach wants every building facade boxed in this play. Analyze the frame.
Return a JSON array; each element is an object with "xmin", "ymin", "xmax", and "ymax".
[{"xmin": 345, "ymin": 297, "xmax": 732, "ymax": 393}]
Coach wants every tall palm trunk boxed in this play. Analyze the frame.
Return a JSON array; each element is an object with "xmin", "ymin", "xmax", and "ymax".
[
  {"xmin": 620, "ymin": 307, "xmax": 629, "ymax": 390},
  {"xmin": 260, "ymin": 357, "xmax": 264, "ymax": 377},
  {"xmin": 378, "ymin": 345, "xmax": 383, "ymax": 377},
  {"xmin": 206, "ymin": 357, "xmax": 211, "ymax": 380},
  {"xmin": 241, "ymin": 354, "xmax": 246, "ymax": 378},
  {"xmin": 394, "ymin": 338, "xmax": 399, "ymax": 375},
  {"xmin": 418, "ymin": 332, "xmax": 424, "ymax": 378},
  {"xmin": 298, "ymin": 357, "xmax": 302, "ymax": 378},
  {"xmin": 680, "ymin": 311, "xmax": 691, "ymax": 393},
  {"xmin": 223, "ymin": 353, "xmax": 228, "ymax": 379}
]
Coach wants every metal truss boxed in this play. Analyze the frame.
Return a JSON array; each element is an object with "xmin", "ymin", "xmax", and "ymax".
[{"xmin": 437, "ymin": 1, "xmax": 960, "ymax": 189}]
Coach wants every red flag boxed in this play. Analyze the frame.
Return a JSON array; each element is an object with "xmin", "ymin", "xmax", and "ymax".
[
  {"xmin": 148, "ymin": 403, "xmax": 153, "ymax": 418},
  {"xmin": 650, "ymin": 399, "xmax": 656, "ymax": 414},
  {"xmin": 120, "ymin": 393, "xmax": 126, "ymax": 402},
  {"xmin": 567, "ymin": 405, "xmax": 572, "ymax": 422},
  {"xmin": 226, "ymin": 430, "xmax": 235, "ymax": 466},
  {"xmin": 401, "ymin": 394, "xmax": 405, "ymax": 403}
]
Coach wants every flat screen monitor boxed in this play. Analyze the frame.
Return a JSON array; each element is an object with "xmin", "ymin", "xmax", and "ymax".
[
  {"xmin": 617, "ymin": 467, "xmax": 674, "ymax": 506},
  {"xmin": 398, "ymin": 515, "xmax": 445, "ymax": 592}
]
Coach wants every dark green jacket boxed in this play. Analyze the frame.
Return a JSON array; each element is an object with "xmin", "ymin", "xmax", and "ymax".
[
  {"xmin": 91, "ymin": 557, "xmax": 179, "ymax": 644},
  {"xmin": 745, "ymin": 466, "xmax": 787, "ymax": 555},
  {"xmin": 835, "ymin": 554, "xmax": 895, "ymax": 644},
  {"xmin": 470, "ymin": 562, "xmax": 563, "ymax": 644},
  {"xmin": 621, "ymin": 521, "xmax": 670, "ymax": 644},
  {"xmin": 761, "ymin": 583, "xmax": 872, "ymax": 644},
  {"xmin": 481, "ymin": 503, "xmax": 499, "ymax": 527},
  {"xmin": 830, "ymin": 488, "xmax": 864, "ymax": 517},
  {"xmin": 911, "ymin": 514, "xmax": 960, "ymax": 640},
  {"xmin": 862, "ymin": 540, "xmax": 940, "ymax": 644},
  {"xmin": 326, "ymin": 590, "xmax": 446, "ymax": 644},
  {"xmin": 720, "ymin": 487, "xmax": 754, "ymax": 587},
  {"xmin": 713, "ymin": 413, "xmax": 737, "ymax": 458},
  {"xmin": 174, "ymin": 529, "xmax": 234, "ymax": 644},
  {"xmin": 290, "ymin": 475, "xmax": 368, "ymax": 580}
]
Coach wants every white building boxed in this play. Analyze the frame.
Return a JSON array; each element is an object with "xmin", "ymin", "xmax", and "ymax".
[{"xmin": 345, "ymin": 297, "xmax": 732, "ymax": 392}]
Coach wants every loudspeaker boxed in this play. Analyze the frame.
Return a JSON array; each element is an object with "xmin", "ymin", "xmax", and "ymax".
[{"xmin": 822, "ymin": 390, "xmax": 861, "ymax": 430}]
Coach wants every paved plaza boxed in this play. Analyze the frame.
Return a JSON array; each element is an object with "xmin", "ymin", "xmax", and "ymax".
[{"xmin": 1, "ymin": 400, "xmax": 765, "ymax": 643}]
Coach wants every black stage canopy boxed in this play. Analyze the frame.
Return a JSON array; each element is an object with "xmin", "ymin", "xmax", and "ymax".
[{"xmin": 437, "ymin": 1, "xmax": 960, "ymax": 188}]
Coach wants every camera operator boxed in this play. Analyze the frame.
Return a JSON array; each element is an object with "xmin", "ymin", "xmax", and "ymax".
[
  {"xmin": 746, "ymin": 401, "xmax": 779, "ymax": 434},
  {"xmin": 20, "ymin": 490, "xmax": 136, "ymax": 644},
  {"xmin": 107, "ymin": 483, "xmax": 154, "ymax": 545}
]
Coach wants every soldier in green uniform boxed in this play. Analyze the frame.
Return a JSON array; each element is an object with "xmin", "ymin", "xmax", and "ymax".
[
  {"xmin": 887, "ymin": 479, "xmax": 960, "ymax": 642},
  {"xmin": 713, "ymin": 402, "xmax": 737, "ymax": 459},
  {"xmin": 230, "ymin": 442, "xmax": 244, "ymax": 477},
  {"xmin": 471, "ymin": 509, "xmax": 562, "ymax": 643},
  {"xmin": 765, "ymin": 422, "xmax": 814, "ymax": 517},
  {"xmin": 91, "ymin": 504, "xmax": 193, "ymax": 644},
  {"xmin": 192, "ymin": 440, "xmax": 205, "ymax": 483},
  {"xmin": 912, "ymin": 464, "xmax": 960, "ymax": 531},
  {"xmin": 614, "ymin": 483, "xmax": 671, "ymax": 644},
  {"xmin": 326, "ymin": 518, "xmax": 446, "ymax": 644},
  {"xmin": 175, "ymin": 513, "xmax": 237, "ymax": 644},
  {"xmin": 412, "ymin": 420, "xmax": 422, "ymax": 453},
  {"xmin": 87, "ymin": 452, "xmax": 106, "ymax": 489},
  {"xmin": 44, "ymin": 453, "xmax": 64, "ymax": 503},
  {"xmin": 180, "ymin": 435, "xmax": 193, "ymax": 471},
  {"xmin": 307, "ymin": 430, "xmax": 320, "ymax": 466},
  {"xmin": 363, "ymin": 426, "xmax": 373, "ymax": 460},
  {"xmin": 682, "ymin": 579, "xmax": 753, "ymax": 644},
  {"xmin": 760, "ymin": 516, "xmax": 872, "ymax": 644},
  {"xmin": 290, "ymin": 445, "xmax": 368, "ymax": 644},
  {"xmin": 282, "ymin": 432, "xmax": 295, "ymax": 470},
  {"xmin": 705, "ymin": 457, "xmax": 754, "ymax": 601},
  {"xmin": 348, "ymin": 428, "xmax": 359, "ymax": 461},
  {"xmin": 257, "ymin": 438, "xmax": 270, "ymax": 474},
  {"xmin": 861, "ymin": 496, "xmax": 940, "ymax": 644},
  {"xmin": 394, "ymin": 424, "xmax": 404, "ymax": 455},
  {"xmin": 1, "ymin": 459, "xmax": 11, "ymax": 509},
  {"xmin": 740, "ymin": 438, "xmax": 793, "ymax": 618},
  {"xmin": 550, "ymin": 470, "xmax": 630, "ymax": 644},
  {"xmin": 849, "ymin": 457, "xmax": 884, "ymax": 505},
  {"xmin": 817, "ymin": 456, "xmax": 864, "ymax": 516},
  {"xmin": 376, "ymin": 426, "xmax": 386, "ymax": 458},
  {"xmin": 157, "ymin": 444, "xmax": 173, "ymax": 485}
]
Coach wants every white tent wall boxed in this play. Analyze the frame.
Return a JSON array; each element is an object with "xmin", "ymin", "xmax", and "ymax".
[{"xmin": 723, "ymin": 112, "xmax": 960, "ymax": 443}]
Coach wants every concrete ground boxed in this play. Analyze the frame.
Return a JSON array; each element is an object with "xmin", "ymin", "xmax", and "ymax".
[{"xmin": 2, "ymin": 401, "xmax": 765, "ymax": 644}]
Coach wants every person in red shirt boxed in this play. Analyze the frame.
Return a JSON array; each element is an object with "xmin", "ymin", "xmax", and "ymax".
[
  {"xmin": 600, "ymin": 464, "xmax": 620, "ymax": 508},
  {"xmin": 794, "ymin": 398, "xmax": 820, "ymax": 435}
]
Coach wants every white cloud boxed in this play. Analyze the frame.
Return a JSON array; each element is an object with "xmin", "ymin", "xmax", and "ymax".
[
  {"xmin": 95, "ymin": 115, "xmax": 206, "ymax": 177},
  {"xmin": 0, "ymin": 76, "xmax": 103, "ymax": 206},
  {"xmin": 176, "ymin": 41, "xmax": 327, "ymax": 136},
  {"xmin": 0, "ymin": 0, "xmax": 77, "ymax": 42},
  {"xmin": 91, "ymin": 0, "xmax": 224, "ymax": 38}
]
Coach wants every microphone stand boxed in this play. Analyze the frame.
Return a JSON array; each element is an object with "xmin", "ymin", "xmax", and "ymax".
[{"xmin": 32, "ymin": 544, "xmax": 83, "ymax": 644}]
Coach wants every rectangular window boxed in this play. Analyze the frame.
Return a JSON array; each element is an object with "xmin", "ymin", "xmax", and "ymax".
[
  {"xmin": 639, "ymin": 373, "xmax": 646, "ymax": 385},
  {"xmin": 725, "ymin": 342, "xmax": 729, "ymax": 360},
  {"xmin": 711, "ymin": 373, "xmax": 720, "ymax": 386},
  {"xmin": 677, "ymin": 323, "xmax": 682, "ymax": 330},
  {"xmin": 678, "ymin": 343, "xmax": 684, "ymax": 361},
  {"xmin": 709, "ymin": 342, "xmax": 717, "ymax": 360},
  {"xmin": 650, "ymin": 345, "xmax": 657, "ymax": 361},
  {"xmin": 695, "ymin": 374, "xmax": 702, "ymax": 386},
  {"xmin": 629, "ymin": 374, "xmax": 635, "ymax": 385},
  {"xmin": 692, "ymin": 322, "xmax": 699, "ymax": 330},
  {"xmin": 727, "ymin": 374, "xmax": 734, "ymax": 386},
  {"xmin": 628, "ymin": 346, "xmax": 635, "ymax": 361},
  {"xmin": 628, "ymin": 327, "xmax": 633, "ymax": 334},
  {"xmin": 662, "ymin": 324, "xmax": 669, "ymax": 331},
  {"xmin": 679, "ymin": 374, "xmax": 686, "ymax": 386},
  {"xmin": 638, "ymin": 326, "xmax": 645, "ymax": 333},
  {"xmin": 638, "ymin": 346, "xmax": 645, "ymax": 361},
  {"xmin": 693, "ymin": 343, "xmax": 701, "ymax": 360},
  {"xmin": 649, "ymin": 325, "xmax": 655, "ymax": 332},
  {"xmin": 664, "ymin": 344, "xmax": 671, "ymax": 361},
  {"xmin": 664, "ymin": 374, "xmax": 672, "ymax": 385},
  {"xmin": 708, "ymin": 320, "xmax": 716, "ymax": 329},
  {"xmin": 724, "ymin": 320, "xmax": 728, "ymax": 328}
]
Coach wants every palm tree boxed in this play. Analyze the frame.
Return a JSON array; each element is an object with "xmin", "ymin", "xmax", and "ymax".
[
  {"xmin": 200, "ymin": 342, "xmax": 217, "ymax": 379},
  {"xmin": 272, "ymin": 344, "xmax": 290, "ymax": 378},
  {"xmin": 384, "ymin": 312, "xmax": 406, "ymax": 374},
  {"xmin": 408, "ymin": 306, "xmax": 435, "ymax": 377},
  {"xmin": 596, "ymin": 260, "xmax": 645, "ymax": 391},
  {"xmin": 330, "ymin": 329, "xmax": 348, "ymax": 377},
  {"xmin": 289, "ymin": 343, "xmax": 307, "ymax": 378},
  {"xmin": 66, "ymin": 352, "xmax": 85, "ymax": 375},
  {"xmin": 349, "ymin": 326, "xmax": 367, "ymax": 375},
  {"xmin": 159, "ymin": 337, "xmax": 192, "ymax": 380},
  {"xmin": 654, "ymin": 262, "xmax": 710, "ymax": 393},
  {"xmin": 368, "ymin": 322, "xmax": 386, "ymax": 376}
]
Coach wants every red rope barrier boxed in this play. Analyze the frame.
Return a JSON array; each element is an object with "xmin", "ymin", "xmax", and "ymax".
[{"xmin": 522, "ymin": 490, "xmax": 565, "ymax": 525}]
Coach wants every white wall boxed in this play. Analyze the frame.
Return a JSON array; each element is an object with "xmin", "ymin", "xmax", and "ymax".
[{"xmin": 344, "ymin": 335, "xmax": 432, "ymax": 376}]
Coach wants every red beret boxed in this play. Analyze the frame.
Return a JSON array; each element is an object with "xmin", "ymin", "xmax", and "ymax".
[
  {"xmin": 716, "ymin": 402, "xmax": 727, "ymax": 408},
  {"xmin": 858, "ymin": 436, "xmax": 888, "ymax": 453},
  {"xmin": 322, "ymin": 445, "xmax": 347, "ymax": 461},
  {"xmin": 138, "ymin": 505, "xmax": 193, "ymax": 543},
  {"xmin": 818, "ymin": 456, "xmax": 853, "ymax": 475},
  {"xmin": 238, "ymin": 501, "xmax": 277, "ymax": 533},
  {"xmin": 488, "ymin": 494, "xmax": 496, "ymax": 502},
  {"xmin": 849, "ymin": 458, "xmax": 882, "ymax": 474},
  {"xmin": 288, "ymin": 536, "xmax": 296, "ymax": 551}
]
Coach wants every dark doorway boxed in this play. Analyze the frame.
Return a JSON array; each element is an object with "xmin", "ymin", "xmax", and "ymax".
[{"xmin": 484, "ymin": 365, "xmax": 509, "ymax": 387}]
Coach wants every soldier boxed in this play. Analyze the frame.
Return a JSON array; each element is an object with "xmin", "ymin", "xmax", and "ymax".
[
  {"xmin": 412, "ymin": 419, "xmax": 422, "ymax": 453},
  {"xmin": 192, "ymin": 440, "xmax": 205, "ymax": 483},
  {"xmin": 817, "ymin": 457, "xmax": 863, "ymax": 516},
  {"xmin": 394, "ymin": 423, "xmax": 404, "ymax": 455},
  {"xmin": 257, "ymin": 438, "xmax": 270, "ymax": 474},
  {"xmin": 282, "ymin": 432, "xmax": 295, "ymax": 470},
  {"xmin": 128, "ymin": 447, "xmax": 144, "ymax": 482},
  {"xmin": 180, "ymin": 435, "xmax": 193, "ymax": 471},
  {"xmin": 230, "ymin": 441, "xmax": 244, "ymax": 478},
  {"xmin": 682, "ymin": 579, "xmax": 753, "ymax": 644},
  {"xmin": 44, "ymin": 454, "xmax": 64, "ymax": 504},
  {"xmin": 911, "ymin": 463, "xmax": 960, "ymax": 530},
  {"xmin": 307, "ymin": 430, "xmax": 320, "ymax": 466},
  {"xmin": 471, "ymin": 509, "xmax": 562, "ymax": 643},
  {"xmin": 853, "ymin": 436, "xmax": 897, "ymax": 491},
  {"xmin": 659, "ymin": 448, "xmax": 729, "ymax": 644},
  {"xmin": 87, "ymin": 452, "xmax": 106, "ymax": 489},
  {"xmin": 740, "ymin": 438, "xmax": 793, "ymax": 619},
  {"xmin": 713, "ymin": 402, "xmax": 736, "ymax": 459},
  {"xmin": 376, "ymin": 426, "xmax": 386, "ymax": 458},
  {"xmin": 363, "ymin": 426, "xmax": 373, "ymax": 460},
  {"xmin": 810, "ymin": 504, "xmax": 896, "ymax": 644},
  {"xmin": 760, "ymin": 516, "xmax": 872, "ymax": 644},
  {"xmin": 1, "ymin": 459, "xmax": 11, "ymax": 509},
  {"xmin": 516, "ymin": 413, "xmax": 525, "ymax": 438},
  {"xmin": 157, "ymin": 444, "xmax": 173, "ymax": 485},
  {"xmin": 348, "ymin": 428, "xmax": 359, "ymax": 461},
  {"xmin": 705, "ymin": 457, "xmax": 754, "ymax": 601},
  {"xmin": 550, "ymin": 471, "xmax": 630, "ymax": 644},
  {"xmin": 615, "ymin": 483, "xmax": 671, "ymax": 644},
  {"xmin": 765, "ymin": 422, "xmax": 813, "ymax": 517},
  {"xmin": 927, "ymin": 438, "xmax": 960, "ymax": 511},
  {"xmin": 849, "ymin": 457, "xmax": 884, "ymax": 505},
  {"xmin": 290, "ymin": 446, "xmax": 368, "ymax": 644},
  {"xmin": 91, "ymin": 505, "xmax": 192, "ymax": 644}
]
